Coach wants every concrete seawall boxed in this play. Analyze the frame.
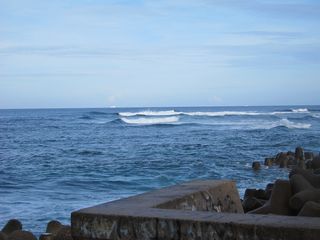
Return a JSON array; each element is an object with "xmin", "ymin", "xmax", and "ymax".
[{"xmin": 71, "ymin": 180, "xmax": 320, "ymax": 240}]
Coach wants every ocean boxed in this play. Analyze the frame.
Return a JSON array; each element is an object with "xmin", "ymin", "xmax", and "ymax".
[{"xmin": 0, "ymin": 105, "xmax": 319, "ymax": 235}]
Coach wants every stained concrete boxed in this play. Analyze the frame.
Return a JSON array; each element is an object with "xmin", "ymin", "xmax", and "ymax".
[{"xmin": 71, "ymin": 180, "xmax": 320, "ymax": 240}]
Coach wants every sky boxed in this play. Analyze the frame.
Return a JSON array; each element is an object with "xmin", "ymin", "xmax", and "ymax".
[{"xmin": 0, "ymin": 0, "xmax": 320, "ymax": 108}]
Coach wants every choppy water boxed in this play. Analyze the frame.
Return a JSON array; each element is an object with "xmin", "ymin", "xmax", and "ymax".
[{"xmin": 0, "ymin": 106, "xmax": 320, "ymax": 235}]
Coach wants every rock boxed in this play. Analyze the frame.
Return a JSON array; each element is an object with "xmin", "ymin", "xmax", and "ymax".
[
  {"xmin": 298, "ymin": 158, "xmax": 306, "ymax": 169},
  {"xmin": 289, "ymin": 168, "xmax": 320, "ymax": 188},
  {"xmin": 45, "ymin": 221, "xmax": 72, "ymax": 240},
  {"xmin": 295, "ymin": 146, "xmax": 305, "ymax": 161},
  {"xmin": 248, "ymin": 179, "xmax": 292, "ymax": 215},
  {"xmin": 242, "ymin": 197, "xmax": 264, "ymax": 212},
  {"xmin": 289, "ymin": 171, "xmax": 320, "ymax": 212},
  {"xmin": 314, "ymin": 168, "xmax": 320, "ymax": 175},
  {"xmin": 287, "ymin": 151, "xmax": 295, "ymax": 157},
  {"xmin": 265, "ymin": 183, "xmax": 274, "ymax": 190},
  {"xmin": 1, "ymin": 220, "xmax": 22, "ymax": 235},
  {"xmin": 52, "ymin": 225, "xmax": 72, "ymax": 240},
  {"xmin": 289, "ymin": 174, "xmax": 313, "ymax": 194},
  {"xmin": 255, "ymin": 189, "xmax": 268, "ymax": 200},
  {"xmin": 46, "ymin": 220, "xmax": 63, "ymax": 234},
  {"xmin": 264, "ymin": 158, "xmax": 273, "ymax": 166},
  {"xmin": 287, "ymin": 156, "xmax": 296, "ymax": 166},
  {"xmin": 289, "ymin": 189, "xmax": 320, "ymax": 211},
  {"xmin": 244, "ymin": 188, "xmax": 267, "ymax": 200},
  {"xmin": 305, "ymin": 152, "xmax": 314, "ymax": 160},
  {"xmin": 275, "ymin": 152, "xmax": 287, "ymax": 165},
  {"xmin": 265, "ymin": 183, "xmax": 274, "ymax": 200},
  {"xmin": 312, "ymin": 155, "xmax": 320, "ymax": 169},
  {"xmin": 39, "ymin": 233, "xmax": 53, "ymax": 240},
  {"xmin": 305, "ymin": 159, "xmax": 313, "ymax": 169},
  {"xmin": 244, "ymin": 189, "xmax": 255, "ymax": 199},
  {"xmin": 0, "ymin": 232, "xmax": 7, "ymax": 240},
  {"xmin": 252, "ymin": 161, "xmax": 261, "ymax": 170},
  {"xmin": 7, "ymin": 230, "xmax": 37, "ymax": 240},
  {"xmin": 294, "ymin": 146, "xmax": 306, "ymax": 169},
  {"xmin": 279, "ymin": 157, "xmax": 288, "ymax": 168},
  {"xmin": 298, "ymin": 201, "xmax": 320, "ymax": 217}
]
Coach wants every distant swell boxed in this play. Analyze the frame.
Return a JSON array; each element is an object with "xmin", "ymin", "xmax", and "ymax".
[
  {"xmin": 79, "ymin": 115, "xmax": 93, "ymax": 120},
  {"xmin": 121, "ymin": 116, "xmax": 179, "ymax": 125},
  {"xmin": 88, "ymin": 111, "xmax": 109, "ymax": 115},
  {"xmin": 79, "ymin": 150, "xmax": 104, "ymax": 156}
]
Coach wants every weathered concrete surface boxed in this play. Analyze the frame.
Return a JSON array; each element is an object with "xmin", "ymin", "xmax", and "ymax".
[
  {"xmin": 155, "ymin": 180, "xmax": 242, "ymax": 213},
  {"xmin": 71, "ymin": 180, "xmax": 320, "ymax": 240}
]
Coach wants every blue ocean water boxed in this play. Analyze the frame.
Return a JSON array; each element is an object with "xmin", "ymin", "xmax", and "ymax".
[{"xmin": 0, "ymin": 105, "xmax": 320, "ymax": 234}]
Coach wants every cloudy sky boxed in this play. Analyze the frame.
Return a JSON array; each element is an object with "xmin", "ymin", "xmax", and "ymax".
[{"xmin": 0, "ymin": 0, "xmax": 319, "ymax": 108}]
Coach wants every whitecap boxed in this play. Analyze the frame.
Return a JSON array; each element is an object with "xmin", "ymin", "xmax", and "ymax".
[
  {"xmin": 119, "ymin": 109, "xmax": 311, "ymax": 118},
  {"xmin": 184, "ymin": 110, "xmax": 311, "ymax": 117},
  {"xmin": 270, "ymin": 111, "xmax": 293, "ymax": 115},
  {"xmin": 270, "ymin": 118, "xmax": 311, "ymax": 129},
  {"xmin": 230, "ymin": 118, "xmax": 312, "ymax": 130},
  {"xmin": 245, "ymin": 163, "xmax": 251, "ymax": 167},
  {"xmin": 121, "ymin": 116, "xmax": 179, "ymax": 125},
  {"xmin": 119, "ymin": 110, "xmax": 180, "ymax": 117},
  {"xmin": 291, "ymin": 108, "xmax": 309, "ymax": 113},
  {"xmin": 182, "ymin": 111, "xmax": 303, "ymax": 117},
  {"xmin": 183, "ymin": 111, "xmax": 262, "ymax": 117}
]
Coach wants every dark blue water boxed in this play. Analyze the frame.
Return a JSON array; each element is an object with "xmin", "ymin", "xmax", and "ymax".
[{"xmin": 0, "ymin": 106, "xmax": 320, "ymax": 234}]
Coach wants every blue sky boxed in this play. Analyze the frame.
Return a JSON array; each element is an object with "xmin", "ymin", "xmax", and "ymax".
[{"xmin": 0, "ymin": 0, "xmax": 319, "ymax": 108}]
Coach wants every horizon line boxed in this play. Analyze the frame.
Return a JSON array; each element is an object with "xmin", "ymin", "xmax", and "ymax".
[{"xmin": 0, "ymin": 104, "xmax": 318, "ymax": 111}]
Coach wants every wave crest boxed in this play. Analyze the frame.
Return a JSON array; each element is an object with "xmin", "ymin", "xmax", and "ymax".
[
  {"xmin": 121, "ymin": 116, "xmax": 179, "ymax": 125},
  {"xmin": 271, "ymin": 118, "xmax": 311, "ymax": 129},
  {"xmin": 184, "ymin": 111, "xmax": 262, "ymax": 117},
  {"xmin": 291, "ymin": 108, "xmax": 309, "ymax": 113},
  {"xmin": 118, "ymin": 109, "xmax": 311, "ymax": 117},
  {"xmin": 119, "ymin": 110, "xmax": 179, "ymax": 117}
]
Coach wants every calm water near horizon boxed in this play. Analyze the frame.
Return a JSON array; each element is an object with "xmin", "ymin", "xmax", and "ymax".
[{"xmin": 0, "ymin": 105, "xmax": 320, "ymax": 235}]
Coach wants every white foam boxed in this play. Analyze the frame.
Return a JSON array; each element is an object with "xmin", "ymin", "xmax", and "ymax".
[
  {"xmin": 313, "ymin": 113, "xmax": 320, "ymax": 118},
  {"xmin": 119, "ymin": 110, "xmax": 270, "ymax": 117},
  {"xmin": 119, "ymin": 110, "xmax": 179, "ymax": 117},
  {"xmin": 183, "ymin": 111, "xmax": 262, "ymax": 116},
  {"xmin": 121, "ymin": 116, "xmax": 179, "ymax": 125},
  {"xmin": 223, "ymin": 119, "xmax": 311, "ymax": 130},
  {"xmin": 269, "ymin": 118, "xmax": 311, "ymax": 129},
  {"xmin": 292, "ymin": 108, "xmax": 309, "ymax": 113},
  {"xmin": 119, "ymin": 109, "xmax": 311, "ymax": 118},
  {"xmin": 270, "ymin": 111, "xmax": 293, "ymax": 115},
  {"xmin": 280, "ymin": 118, "xmax": 311, "ymax": 129},
  {"xmin": 185, "ymin": 110, "xmax": 310, "ymax": 116}
]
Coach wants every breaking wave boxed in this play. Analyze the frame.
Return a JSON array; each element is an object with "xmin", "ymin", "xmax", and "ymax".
[
  {"xmin": 119, "ymin": 110, "xmax": 178, "ymax": 117},
  {"xmin": 119, "ymin": 116, "xmax": 310, "ymax": 129},
  {"xmin": 118, "ymin": 109, "xmax": 311, "ymax": 117},
  {"xmin": 269, "ymin": 119, "xmax": 311, "ymax": 129},
  {"xmin": 120, "ymin": 116, "xmax": 179, "ymax": 125},
  {"xmin": 190, "ymin": 119, "xmax": 311, "ymax": 130},
  {"xmin": 183, "ymin": 111, "xmax": 262, "ymax": 116},
  {"xmin": 291, "ymin": 108, "xmax": 309, "ymax": 113}
]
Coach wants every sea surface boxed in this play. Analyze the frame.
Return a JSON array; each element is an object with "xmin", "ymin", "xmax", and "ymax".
[{"xmin": 0, "ymin": 105, "xmax": 320, "ymax": 235}]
